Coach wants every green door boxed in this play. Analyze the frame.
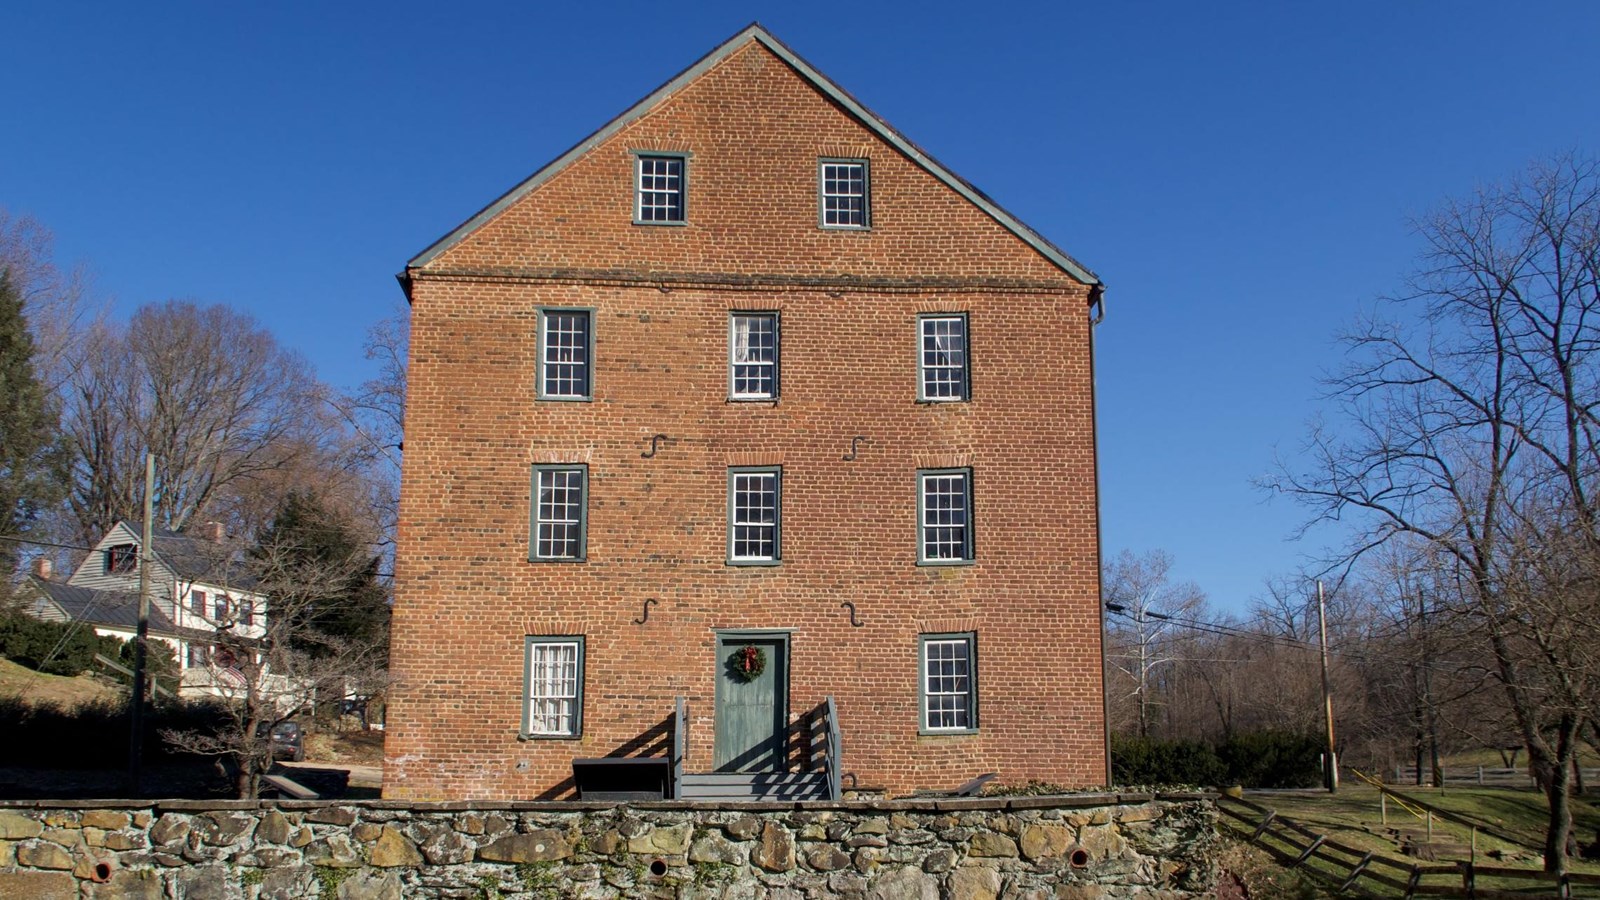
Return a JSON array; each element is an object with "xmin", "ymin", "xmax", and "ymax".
[{"xmin": 714, "ymin": 635, "xmax": 788, "ymax": 772}]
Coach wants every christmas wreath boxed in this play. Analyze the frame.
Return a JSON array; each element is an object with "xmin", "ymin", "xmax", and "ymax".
[{"xmin": 729, "ymin": 645, "xmax": 767, "ymax": 682}]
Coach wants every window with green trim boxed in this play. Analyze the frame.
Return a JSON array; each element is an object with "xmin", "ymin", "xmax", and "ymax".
[
  {"xmin": 728, "ymin": 467, "xmax": 781, "ymax": 564},
  {"xmin": 523, "ymin": 636, "xmax": 584, "ymax": 738},
  {"xmin": 820, "ymin": 159, "xmax": 869, "ymax": 228},
  {"xmin": 530, "ymin": 465, "xmax": 587, "ymax": 561},
  {"xmin": 918, "ymin": 314, "xmax": 969, "ymax": 401},
  {"xmin": 538, "ymin": 309, "xmax": 593, "ymax": 400},
  {"xmin": 920, "ymin": 632, "xmax": 977, "ymax": 733},
  {"xmin": 729, "ymin": 312, "xmax": 779, "ymax": 400},
  {"xmin": 918, "ymin": 468, "xmax": 974, "ymax": 563}
]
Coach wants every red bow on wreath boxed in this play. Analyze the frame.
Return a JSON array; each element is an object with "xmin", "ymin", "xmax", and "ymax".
[{"xmin": 731, "ymin": 645, "xmax": 767, "ymax": 681}]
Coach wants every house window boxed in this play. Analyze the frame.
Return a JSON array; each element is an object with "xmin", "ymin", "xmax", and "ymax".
[
  {"xmin": 238, "ymin": 601, "xmax": 253, "ymax": 627},
  {"xmin": 729, "ymin": 312, "xmax": 779, "ymax": 400},
  {"xmin": 538, "ymin": 309, "xmax": 593, "ymax": 400},
  {"xmin": 820, "ymin": 159, "xmax": 869, "ymax": 228},
  {"xmin": 920, "ymin": 633, "xmax": 977, "ymax": 733},
  {"xmin": 919, "ymin": 314, "xmax": 969, "ymax": 401},
  {"xmin": 727, "ymin": 467, "xmax": 781, "ymax": 564},
  {"xmin": 635, "ymin": 154, "xmax": 687, "ymax": 224},
  {"xmin": 106, "ymin": 543, "xmax": 138, "ymax": 575},
  {"xmin": 523, "ymin": 636, "xmax": 584, "ymax": 737},
  {"xmin": 918, "ymin": 469, "xmax": 974, "ymax": 564},
  {"xmin": 191, "ymin": 590, "xmax": 207, "ymax": 617},
  {"xmin": 530, "ymin": 465, "xmax": 587, "ymax": 561},
  {"xmin": 215, "ymin": 595, "xmax": 231, "ymax": 624},
  {"xmin": 186, "ymin": 643, "xmax": 208, "ymax": 668}
]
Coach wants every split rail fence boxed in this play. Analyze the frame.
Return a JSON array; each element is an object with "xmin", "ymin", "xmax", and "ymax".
[{"xmin": 1217, "ymin": 795, "xmax": 1600, "ymax": 898}]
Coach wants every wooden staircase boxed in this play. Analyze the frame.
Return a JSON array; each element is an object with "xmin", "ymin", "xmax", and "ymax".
[
  {"xmin": 671, "ymin": 696, "xmax": 842, "ymax": 802},
  {"xmin": 677, "ymin": 771, "xmax": 829, "ymax": 801}
]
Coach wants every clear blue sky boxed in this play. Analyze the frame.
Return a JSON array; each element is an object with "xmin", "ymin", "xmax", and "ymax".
[{"xmin": 6, "ymin": 2, "xmax": 1599, "ymax": 612}]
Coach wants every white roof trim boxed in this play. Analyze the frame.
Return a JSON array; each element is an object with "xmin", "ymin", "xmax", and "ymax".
[{"xmin": 407, "ymin": 24, "xmax": 1099, "ymax": 287}]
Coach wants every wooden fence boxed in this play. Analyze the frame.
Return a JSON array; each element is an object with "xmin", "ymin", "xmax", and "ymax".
[
  {"xmin": 1393, "ymin": 766, "xmax": 1600, "ymax": 789},
  {"xmin": 1218, "ymin": 794, "xmax": 1600, "ymax": 898}
]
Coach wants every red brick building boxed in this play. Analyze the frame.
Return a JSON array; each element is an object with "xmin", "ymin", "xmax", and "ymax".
[{"xmin": 384, "ymin": 24, "xmax": 1107, "ymax": 801}]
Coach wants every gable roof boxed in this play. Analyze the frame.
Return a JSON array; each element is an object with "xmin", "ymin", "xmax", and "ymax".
[
  {"xmin": 110, "ymin": 521, "xmax": 259, "ymax": 590},
  {"xmin": 26, "ymin": 579, "xmax": 189, "ymax": 639},
  {"xmin": 406, "ymin": 23, "xmax": 1101, "ymax": 290}
]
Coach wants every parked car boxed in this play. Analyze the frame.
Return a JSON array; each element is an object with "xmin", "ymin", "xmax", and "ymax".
[{"xmin": 257, "ymin": 720, "xmax": 305, "ymax": 762}]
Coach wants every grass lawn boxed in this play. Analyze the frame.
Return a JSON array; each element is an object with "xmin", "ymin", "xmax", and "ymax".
[{"xmin": 0, "ymin": 656, "xmax": 120, "ymax": 707}]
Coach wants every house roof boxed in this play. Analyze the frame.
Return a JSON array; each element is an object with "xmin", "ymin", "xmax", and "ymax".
[
  {"xmin": 117, "ymin": 521, "xmax": 258, "ymax": 590},
  {"xmin": 26, "ymin": 579, "xmax": 192, "ymax": 639},
  {"xmin": 406, "ymin": 23, "xmax": 1101, "ymax": 290}
]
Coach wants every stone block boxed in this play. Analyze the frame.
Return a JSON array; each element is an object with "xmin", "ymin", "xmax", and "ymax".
[
  {"xmin": 478, "ymin": 829, "xmax": 573, "ymax": 863},
  {"xmin": 967, "ymin": 833, "xmax": 1018, "ymax": 858},
  {"xmin": 174, "ymin": 866, "xmax": 232, "ymax": 900},
  {"xmin": 201, "ymin": 812, "xmax": 254, "ymax": 845},
  {"xmin": 0, "ymin": 870, "xmax": 76, "ymax": 900},
  {"xmin": 1019, "ymin": 824, "xmax": 1072, "ymax": 861},
  {"xmin": 0, "ymin": 811, "xmax": 43, "ymax": 839},
  {"xmin": 804, "ymin": 846, "xmax": 851, "ymax": 871},
  {"xmin": 752, "ymin": 821, "xmax": 795, "ymax": 872},
  {"xmin": 368, "ymin": 827, "xmax": 423, "ymax": 867},
  {"xmin": 949, "ymin": 865, "xmax": 1002, "ymax": 900},
  {"xmin": 869, "ymin": 865, "xmax": 938, "ymax": 900},
  {"xmin": 724, "ymin": 816, "xmax": 761, "ymax": 841},
  {"xmin": 418, "ymin": 825, "xmax": 474, "ymax": 864},
  {"xmin": 149, "ymin": 815, "xmax": 189, "ymax": 845},
  {"xmin": 922, "ymin": 849, "xmax": 956, "ymax": 873},
  {"xmin": 17, "ymin": 839, "xmax": 73, "ymax": 869},
  {"xmin": 352, "ymin": 823, "xmax": 382, "ymax": 842},
  {"xmin": 626, "ymin": 822, "xmax": 691, "ymax": 855},
  {"xmin": 81, "ymin": 810, "xmax": 132, "ymax": 830},
  {"xmin": 304, "ymin": 833, "xmax": 363, "ymax": 868},
  {"xmin": 305, "ymin": 807, "xmax": 357, "ymax": 826},
  {"xmin": 337, "ymin": 870, "xmax": 403, "ymax": 900},
  {"xmin": 689, "ymin": 832, "xmax": 743, "ymax": 865},
  {"xmin": 258, "ymin": 811, "xmax": 291, "ymax": 844}
]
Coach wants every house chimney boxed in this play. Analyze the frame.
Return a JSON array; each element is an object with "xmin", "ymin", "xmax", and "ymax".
[
  {"xmin": 30, "ymin": 557, "xmax": 52, "ymax": 580},
  {"xmin": 203, "ymin": 521, "xmax": 227, "ymax": 543}
]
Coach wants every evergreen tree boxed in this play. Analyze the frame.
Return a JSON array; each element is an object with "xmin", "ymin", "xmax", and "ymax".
[
  {"xmin": 250, "ymin": 491, "xmax": 389, "ymax": 661},
  {"xmin": 0, "ymin": 269, "xmax": 67, "ymax": 582}
]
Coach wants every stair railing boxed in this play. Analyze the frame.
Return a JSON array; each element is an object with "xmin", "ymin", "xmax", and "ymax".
[
  {"xmin": 672, "ymin": 696, "xmax": 687, "ymax": 799},
  {"xmin": 822, "ymin": 696, "xmax": 842, "ymax": 801}
]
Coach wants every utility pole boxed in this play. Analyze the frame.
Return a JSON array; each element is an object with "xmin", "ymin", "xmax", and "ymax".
[
  {"xmin": 128, "ymin": 453, "xmax": 154, "ymax": 795},
  {"xmin": 1317, "ymin": 580, "xmax": 1338, "ymax": 792}
]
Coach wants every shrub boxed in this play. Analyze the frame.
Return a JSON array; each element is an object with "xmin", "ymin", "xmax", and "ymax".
[
  {"xmin": 1112, "ymin": 735, "xmax": 1226, "ymax": 786},
  {"xmin": 1113, "ymin": 730, "xmax": 1325, "ymax": 788},
  {"xmin": 0, "ymin": 612, "xmax": 121, "ymax": 676}
]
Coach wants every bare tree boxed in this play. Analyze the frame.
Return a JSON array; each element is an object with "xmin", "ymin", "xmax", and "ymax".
[
  {"xmin": 1267, "ymin": 156, "xmax": 1600, "ymax": 872},
  {"xmin": 1102, "ymin": 549, "xmax": 1207, "ymax": 739},
  {"xmin": 161, "ymin": 499, "xmax": 390, "ymax": 798},
  {"xmin": 61, "ymin": 301, "xmax": 336, "ymax": 544},
  {"xmin": 0, "ymin": 208, "xmax": 97, "ymax": 392}
]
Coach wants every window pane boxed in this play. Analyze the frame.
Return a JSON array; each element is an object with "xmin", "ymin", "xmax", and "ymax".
[
  {"xmin": 542, "ymin": 312, "xmax": 590, "ymax": 397},
  {"xmin": 920, "ymin": 316, "xmax": 967, "ymax": 400},
  {"xmin": 821, "ymin": 161, "xmax": 867, "ymax": 227},
  {"xmin": 637, "ymin": 156, "xmax": 685, "ymax": 222},
  {"xmin": 924, "ymin": 638, "xmax": 973, "ymax": 730},
  {"xmin": 730, "ymin": 313, "xmax": 777, "ymax": 398},
  {"xmin": 527, "ymin": 641, "xmax": 580, "ymax": 735},
  {"xmin": 534, "ymin": 468, "xmax": 584, "ymax": 559},
  {"xmin": 731, "ymin": 471, "xmax": 779, "ymax": 560},
  {"xmin": 921, "ymin": 473, "xmax": 970, "ymax": 560}
]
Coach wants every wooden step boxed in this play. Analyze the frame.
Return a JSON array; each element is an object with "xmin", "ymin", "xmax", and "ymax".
[{"xmin": 678, "ymin": 771, "xmax": 828, "ymax": 801}]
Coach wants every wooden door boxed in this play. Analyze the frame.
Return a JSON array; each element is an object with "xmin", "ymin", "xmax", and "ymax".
[{"xmin": 713, "ymin": 635, "xmax": 788, "ymax": 772}]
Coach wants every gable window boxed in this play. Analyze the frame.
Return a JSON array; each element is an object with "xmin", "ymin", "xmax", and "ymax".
[
  {"xmin": 523, "ymin": 636, "xmax": 584, "ymax": 738},
  {"xmin": 729, "ymin": 312, "xmax": 779, "ymax": 400},
  {"xmin": 106, "ymin": 543, "xmax": 138, "ymax": 575},
  {"xmin": 919, "ymin": 314, "xmax": 969, "ymax": 401},
  {"xmin": 728, "ymin": 467, "xmax": 781, "ymax": 564},
  {"xmin": 635, "ymin": 153, "xmax": 687, "ymax": 224},
  {"xmin": 530, "ymin": 465, "xmax": 587, "ymax": 561},
  {"xmin": 538, "ymin": 309, "xmax": 593, "ymax": 400},
  {"xmin": 191, "ymin": 590, "xmax": 207, "ymax": 617},
  {"xmin": 918, "ymin": 468, "xmax": 974, "ymax": 564},
  {"xmin": 820, "ymin": 159, "xmax": 869, "ymax": 228},
  {"xmin": 920, "ymin": 633, "xmax": 977, "ymax": 733}
]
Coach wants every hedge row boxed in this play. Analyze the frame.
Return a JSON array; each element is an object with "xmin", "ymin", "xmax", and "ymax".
[{"xmin": 1112, "ymin": 730, "xmax": 1326, "ymax": 788}]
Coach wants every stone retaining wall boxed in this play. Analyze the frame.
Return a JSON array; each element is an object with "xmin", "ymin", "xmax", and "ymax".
[{"xmin": 0, "ymin": 792, "xmax": 1216, "ymax": 899}]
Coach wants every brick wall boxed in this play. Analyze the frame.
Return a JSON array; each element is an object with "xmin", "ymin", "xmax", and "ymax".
[{"xmin": 386, "ymin": 36, "xmax": 1106, "ymax": 800}]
